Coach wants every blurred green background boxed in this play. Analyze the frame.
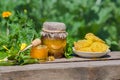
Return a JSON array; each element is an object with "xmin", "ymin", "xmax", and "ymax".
[{"xmin": 0, "ymin": 0, "xmax": 120, "ymax": 51}]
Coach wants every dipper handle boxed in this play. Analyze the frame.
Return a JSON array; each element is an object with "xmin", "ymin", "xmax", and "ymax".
[
  {"xmin": 31, "ymin": 38, "xmax": 41, "ymax": 47},
  {"xmin": 21, "ymin": 38, "xmax": 41, "ymax": 52}
]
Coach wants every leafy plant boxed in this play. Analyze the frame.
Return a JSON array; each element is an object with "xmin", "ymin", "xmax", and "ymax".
[
  {"xmin": 0, "ymin": 11, "xmax": 39, "ymax": 65},
  {"xmin": 64, "ymin": 35, "xmax": 74, "ymax": 58}
]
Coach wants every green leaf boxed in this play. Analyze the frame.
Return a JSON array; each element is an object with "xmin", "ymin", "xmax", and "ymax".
[
  {"xmin": 0, "ymin": 61, "xmax": 15, "ymax": 66},
  {"xmin": 0, "ymin": 52, "xmax": 8, "ymax": 60},
  {"xmin": 97, "ymin": 7, "xmax": 112, "ymax": 24}
]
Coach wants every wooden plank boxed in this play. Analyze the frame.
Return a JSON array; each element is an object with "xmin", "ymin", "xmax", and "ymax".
[{"xmin": 45, "ymin": 51, "xmax": 120, "ymax": 64}]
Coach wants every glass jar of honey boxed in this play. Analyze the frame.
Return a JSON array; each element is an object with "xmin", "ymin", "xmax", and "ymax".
[{"xmin": 41, "ymin": 22, "xmax": 67, "ymax": 58}]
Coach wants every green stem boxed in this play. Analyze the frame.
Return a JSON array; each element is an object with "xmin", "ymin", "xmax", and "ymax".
[{"xmin": 6, "ymin": 21, "xmax": 9, "ymax": 36}]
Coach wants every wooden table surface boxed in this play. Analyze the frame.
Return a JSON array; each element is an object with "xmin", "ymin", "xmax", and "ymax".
[{"xmin": 47, "ymin": 51, "xmax": 120, "ymax": 63}]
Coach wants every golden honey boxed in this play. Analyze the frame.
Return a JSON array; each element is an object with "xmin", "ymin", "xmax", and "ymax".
[
  {"xmin": 30, "ymin": 45, "xmax": 48, "ymax": 61},
  {"xmin": 42, "ymin": 37, "xmax": 66, "ymax": 58}
]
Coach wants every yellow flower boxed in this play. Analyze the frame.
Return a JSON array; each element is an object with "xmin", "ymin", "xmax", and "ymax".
[
  {"xmin": 2, "ymin": 45, "xmax": 9, "ymax": 50},
  {"xmin": 20, "ymin": 43, "xmax": 27, "ymax": 51},
  {"xmin": 2, "ymin": 11, "xmax": 12, "ymax": 18}
]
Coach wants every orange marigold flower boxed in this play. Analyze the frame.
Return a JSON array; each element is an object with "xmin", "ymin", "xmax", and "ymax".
[{"xmin": 2, "ymin": 11, "xmax": 12, "ymax": 18}]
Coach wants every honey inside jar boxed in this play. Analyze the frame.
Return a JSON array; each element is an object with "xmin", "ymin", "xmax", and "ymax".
[
  {"xmin": 30, "ymin": 45, "xmax": 48, "ymax": 61},
  {"xmin": 42, "ymin": 37, "xmax": 66, "ymax": 58}
]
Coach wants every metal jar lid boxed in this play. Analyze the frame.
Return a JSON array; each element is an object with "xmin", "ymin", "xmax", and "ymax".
[{"xmin": 41, "ymin": 22, "xmax": 68, "ymax": 39}]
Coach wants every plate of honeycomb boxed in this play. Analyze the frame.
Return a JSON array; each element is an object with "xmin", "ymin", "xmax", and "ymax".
[{"xmin": 73, "ymin": 33, "xmax": 110, "ymax": 58}]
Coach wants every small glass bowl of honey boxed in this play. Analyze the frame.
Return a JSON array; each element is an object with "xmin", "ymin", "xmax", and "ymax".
[{"xmin": 30, "ymin": 45, "xmax": 48, "ymax": 62}]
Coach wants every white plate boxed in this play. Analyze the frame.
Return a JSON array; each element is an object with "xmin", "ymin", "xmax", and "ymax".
[{"xmin": 73, "ymin": 47, "xmax": 110, "ymax": 58}]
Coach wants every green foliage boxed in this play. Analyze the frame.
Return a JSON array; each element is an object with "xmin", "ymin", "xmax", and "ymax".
[
  {"xmin": 0, "ymin": 10, "xmax": 39, "ymax": 65},
  {"xmin": 64, "ymin": 34, "xmax": 75, "ymax": 58}
]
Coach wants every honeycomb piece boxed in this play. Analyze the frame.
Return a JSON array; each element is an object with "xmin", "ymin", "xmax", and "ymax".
[
  {"xmin": 74, "ymin": 40, "xmax": 93, "ymax": 50},
  {"xmin": 85, "ymin": 33, "xmax": 105, "ymax": 43},
  {"xmin": 48, "ymin": 56, "xmax": 55, "ymax": 61},
  {"xmin": 91, "ymin": 42, "xmax": 109, "ymax": 52},
  {"xmin": 77, "ymin": 47, "xmax": 92, "ymax": 52}
]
